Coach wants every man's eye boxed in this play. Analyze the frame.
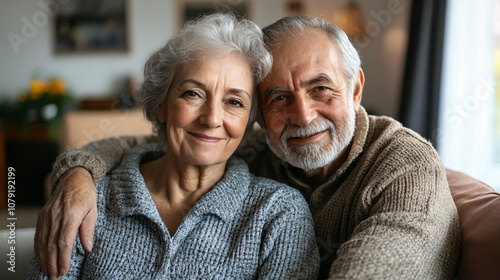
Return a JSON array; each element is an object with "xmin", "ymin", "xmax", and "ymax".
[
  {"xmin": 273, "ymin": 95, "xmax": 287, "ymax": 102},
  {"xmin": 314, "ymin": 86, "xmax": 328, "ymax": 92}
]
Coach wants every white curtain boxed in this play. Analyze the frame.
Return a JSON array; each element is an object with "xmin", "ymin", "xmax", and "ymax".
[{"xmin": 438, "ymin": 0, "xmax": 500, "ymax": 191}]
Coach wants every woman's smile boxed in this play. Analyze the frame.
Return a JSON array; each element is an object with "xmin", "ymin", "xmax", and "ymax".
[{"xmin": 188, "ymin": 132, "xmax": 223, "ymax": 143}]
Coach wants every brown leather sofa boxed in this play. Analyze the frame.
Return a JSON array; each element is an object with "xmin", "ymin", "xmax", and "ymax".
[{"xmin": 447, "ymin": 169, "xmax": 500, "ymax": 279}]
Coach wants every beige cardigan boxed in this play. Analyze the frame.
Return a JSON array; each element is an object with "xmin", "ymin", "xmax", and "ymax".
[{"xmin": 50, "ymin": 106, "xmax": 461, "ymax": 279}]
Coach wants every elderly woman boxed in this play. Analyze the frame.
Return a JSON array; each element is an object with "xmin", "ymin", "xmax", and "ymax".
[{"xmin": 28, "ymin": 13, "xmax": 318, "ymax": 279}]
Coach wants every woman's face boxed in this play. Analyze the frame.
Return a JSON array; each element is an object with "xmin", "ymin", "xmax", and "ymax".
[{"xmin": 157, "ymin": 53, "xmax": 254, "ymax": 167}]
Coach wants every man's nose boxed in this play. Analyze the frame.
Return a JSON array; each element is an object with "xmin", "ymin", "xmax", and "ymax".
[
  {"xmin": 200, "ymin": 100, "xmax": 223, "ymax": 128},
  {"xmin": 288, "ymin": 95, "xmax": 317, "ymax": 126}
]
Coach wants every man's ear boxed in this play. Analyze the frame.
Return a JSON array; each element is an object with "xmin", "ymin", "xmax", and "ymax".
[{"xmin": 352, "ymin": 69, "xmax": 364, "ymax": 113}]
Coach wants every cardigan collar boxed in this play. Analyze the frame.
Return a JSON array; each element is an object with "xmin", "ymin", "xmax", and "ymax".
[{"xmin": 107, "ymin": 144, "xmax": 250, "ymax": 223}]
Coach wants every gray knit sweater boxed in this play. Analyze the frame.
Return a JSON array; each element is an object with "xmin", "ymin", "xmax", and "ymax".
[{"xmin": 29, "ymin": 144, "xmax": 319, "ymax": 279}]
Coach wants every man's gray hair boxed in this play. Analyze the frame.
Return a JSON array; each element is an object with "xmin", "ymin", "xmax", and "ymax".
[
  {"xmin": 262, "ymin": 16, "xmax": 361, "ymax": 95},
  {"xmin": 141, "ymin": 13, "xmax": 272, "ymax": 146}
]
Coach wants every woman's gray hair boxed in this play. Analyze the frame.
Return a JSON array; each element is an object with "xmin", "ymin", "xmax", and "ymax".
[
  {"xmin": 262, "ymin": 16, "xmax": 361, "ymax": 96},
  {"xmin": 141, "ymin": 13, "xmax": 272, "ymax": 146}
]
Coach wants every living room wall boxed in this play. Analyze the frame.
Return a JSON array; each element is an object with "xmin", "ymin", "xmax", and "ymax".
[
  {"xmin": 0, "ymin": 0, "xmax": 408, "ymax": 118},
  {"xmin": 0, "ymin": 0, "xmax": 173, "ymax": 99},
  {"xmin": 0, "ymin": 0, "xmax": 286, "ymax": 101}
]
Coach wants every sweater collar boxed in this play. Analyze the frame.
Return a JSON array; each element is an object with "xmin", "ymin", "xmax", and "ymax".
[
  {"xmin": 280, "ymin": 106, "xmax": 369, "ymax": 190},
  {"xmin": 107, "ymin": 144, "xmax": 250, "ymax": 223},
  {"xmin": 189, "ymin": 156, "xmax": 250, "ymax": 221}
]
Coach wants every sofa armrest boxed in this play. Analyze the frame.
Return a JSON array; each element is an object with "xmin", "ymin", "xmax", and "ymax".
[{"xmin": 447, "ymin": 169, "xmax": 500, "ymax": 279}]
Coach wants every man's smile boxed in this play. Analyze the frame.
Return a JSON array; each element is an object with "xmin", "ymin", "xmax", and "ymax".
[{"xmin": 287, "ymin": 130, "xmax": 328, "ymax": 145}]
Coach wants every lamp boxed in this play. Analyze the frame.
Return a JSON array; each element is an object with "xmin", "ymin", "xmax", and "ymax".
[{"xmin": 332, "ymin": 1, "xmax": 367, "ymax": 38}]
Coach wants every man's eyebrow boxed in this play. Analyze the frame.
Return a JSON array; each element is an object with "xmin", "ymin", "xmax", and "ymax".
[
  {"xmin": 263, "ymin": 75, "xmax": 332, "ymax": 97},
  {"xmin": 306, "ymin": 75, "xmax": 332, "ymax": 85},
  {"xmin": 264, "ymin": 87, "xmax": 287, "ymax": 98}
]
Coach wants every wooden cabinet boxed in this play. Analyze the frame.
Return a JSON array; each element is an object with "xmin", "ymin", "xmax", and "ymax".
[{"xmin": 0, "ymin": 124, "xmax": 58, "ymax": 209}]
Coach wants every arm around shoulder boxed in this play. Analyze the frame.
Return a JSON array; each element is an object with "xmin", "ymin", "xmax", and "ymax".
[{"xmin": 49, "ymin": 134, "xmax": 156, "ymax": 189}]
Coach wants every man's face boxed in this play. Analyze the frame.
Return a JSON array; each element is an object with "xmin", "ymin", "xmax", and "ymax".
[{"xmin": 258, "ymin": 29, "xmax": 362, "ymax": 171}]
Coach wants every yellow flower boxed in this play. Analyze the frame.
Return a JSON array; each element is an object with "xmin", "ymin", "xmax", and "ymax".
[
  {"xmin": 48, "ymin": 79, "xmax": 66, "ymax": 95},
  {"xmin": 30, "ymin": 80, "xmax": 48, "ymax": 100}
]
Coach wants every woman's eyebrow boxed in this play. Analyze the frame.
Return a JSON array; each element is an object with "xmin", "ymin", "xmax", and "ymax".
[
  {"xmin": 179, "ymin": 79, "xmax": 205, "ymax": 88},
  {"xmin": 228, "ymin": 88, "xmax": 251, "ymax": 99}
]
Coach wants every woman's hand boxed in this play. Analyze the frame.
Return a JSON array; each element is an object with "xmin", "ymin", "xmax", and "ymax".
[{"xmin": 34, "ymin": 167, "xmax": 98, "ymax": 278}]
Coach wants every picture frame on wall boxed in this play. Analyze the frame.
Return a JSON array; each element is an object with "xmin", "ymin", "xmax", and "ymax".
[
  {"xmin": 53, "ymin": 0, "xmax": 129, "ymax": 54},
  {"xmin": 178, "ymin": 0, "xmax": 251, "ymax": 27}
]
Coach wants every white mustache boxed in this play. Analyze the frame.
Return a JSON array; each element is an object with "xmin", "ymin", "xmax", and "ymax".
[{"xmin": 281, "ymin": 119, "xmax": 333, "ymax": 140}]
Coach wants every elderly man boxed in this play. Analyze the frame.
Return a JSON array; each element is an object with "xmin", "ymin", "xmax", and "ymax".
[{"xmin": 36, "ymin": 16, "xmax": 461, "ymax": 279}]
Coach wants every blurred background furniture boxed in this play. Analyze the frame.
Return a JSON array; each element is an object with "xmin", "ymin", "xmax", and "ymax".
[
  {"xmin": 43, "ymin": 108, "xmax": 153, "ymax": 200},
  {"xmin": 59, "ymin": 109, "xmax": 153, "ymax": 151},
  {"xmin": 0, "ymin": 106, "xmax": 153, "ymax": 209},
  {"xmin": 1, "ymin": 123, "xmax": 59, "ymax": 207}
]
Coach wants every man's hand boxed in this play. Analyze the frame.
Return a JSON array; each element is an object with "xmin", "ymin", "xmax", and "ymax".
[{"xmin": 34, "ymin": 167, "xmax": 98, "ymax": 279}]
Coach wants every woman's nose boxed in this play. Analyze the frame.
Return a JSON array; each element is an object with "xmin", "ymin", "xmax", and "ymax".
[{"xmin": 199, "ymin": 100, "xmax": 223, "ymax": 128}]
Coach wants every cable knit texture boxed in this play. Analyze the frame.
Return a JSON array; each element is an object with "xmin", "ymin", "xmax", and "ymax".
[
  {"xmin": 32, "ymin": 144, "xmax": 319, "ymax": 279},
  {"xmin": 44, "ymin": 106, "xmax": 461, "ymax": 279}
]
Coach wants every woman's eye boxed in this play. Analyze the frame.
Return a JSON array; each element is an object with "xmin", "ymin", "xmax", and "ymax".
[
  {"xmin": 228, "ymin": 99, "xmax": 243, "ymax": 107},
  {"xmin": 182, "ymin": 90, "xmax": 199, "ymax": 98}
]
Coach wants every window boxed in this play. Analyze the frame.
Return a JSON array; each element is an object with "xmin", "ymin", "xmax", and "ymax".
[
  {"xmin": 438, "ymin": 0, "xmax": 500, "ymax": 191},
  {"xmin": 495, "ymin": 2, "xmax": 500, "ymax": 163}
]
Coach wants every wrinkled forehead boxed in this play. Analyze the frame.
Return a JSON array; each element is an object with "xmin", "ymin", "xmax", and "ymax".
[
  {"xmin": 271, "ymin": 29, "xmax": 340, "ymax": 66},
  {"xmin": 259, "ymin": 30, "xmax": 344, "ymax": 88}
]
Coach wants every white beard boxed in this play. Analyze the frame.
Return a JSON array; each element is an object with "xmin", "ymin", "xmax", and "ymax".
[{"xmin": 266, "ymin": 102, "xmax": 356, "ymax": 171}]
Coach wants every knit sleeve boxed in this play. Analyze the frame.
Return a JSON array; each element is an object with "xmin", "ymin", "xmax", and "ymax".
[
  {"xmin": 328, "ymin": 166, "xmax": 462, "ymax": 279},
  {"xmin": 27, "ymin": 233, "xmax": 87, "ymax": 279},
  {"xmin": 49, "ymin": 134, "xmax": 157, "ymax": 189},
  {"xmin": 257, "ymin": 189, "xmax": 320, "ymax": 279}
]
